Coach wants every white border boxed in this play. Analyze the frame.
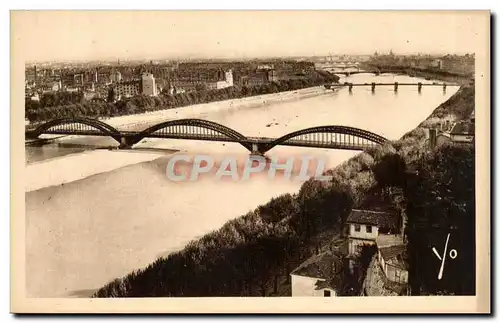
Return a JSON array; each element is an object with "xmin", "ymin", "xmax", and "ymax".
[{"xmin": 5, "ymin": 2, "xmax": 498, "ymax": 322}]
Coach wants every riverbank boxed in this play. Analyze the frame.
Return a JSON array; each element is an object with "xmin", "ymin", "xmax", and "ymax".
[{"xmin": 93, "ymin": 77, "xmax": 474, "ymax": 297}]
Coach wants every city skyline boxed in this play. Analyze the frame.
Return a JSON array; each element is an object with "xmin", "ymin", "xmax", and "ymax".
[{"xmin": 13, "ymin": 11, "xmax": 485, "ymax": 63}]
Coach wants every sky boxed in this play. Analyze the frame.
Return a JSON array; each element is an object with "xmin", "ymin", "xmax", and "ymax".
[{"xmin": 11, "ymin": 11, "xmax": 488, "ymax": 62}]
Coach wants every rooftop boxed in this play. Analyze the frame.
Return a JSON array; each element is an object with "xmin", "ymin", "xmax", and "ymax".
[
  {"xmin": 379, "ymin": 245, "xmax": 408, "ymax": 270},
  {"xmin": 376, "ymin": 234, "xmax": 404, "ymax": 249},
  {"xmin": 346, "ymin": 209, "xmax": 399, "ymax": 229},
  {"xmin": 290, "ymin": 251, "xmax": 343, "ymax": 281},
  {"xmin": 314, "ymin": 278, "xmax": 342, "ymax": 291},
  {"xmin": 450, "ymin": 121, "xmax": 475, "ymax": 136}
]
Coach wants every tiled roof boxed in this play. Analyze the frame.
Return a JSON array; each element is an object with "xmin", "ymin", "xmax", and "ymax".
[
  {"xmin": 450, "ymin": 122, "xmax": 475, "ymax": 135},
  {"xmin": 291, "ymin": 251, "xmax": 343, "ymax": 280},
  {"xmin": 346, "ymin": 209, "xmax": 399, "ymax": 229},
  {"xmin": 314, "ymin": 277, "xmax": 342, "ymax": 291},
  {"xmin": 379, "ymin": 245, "xmax": 408, "ymax": 270},
  {"xmin": 376, "ymin": 234, "xmax": 404, "ymax": 248}
]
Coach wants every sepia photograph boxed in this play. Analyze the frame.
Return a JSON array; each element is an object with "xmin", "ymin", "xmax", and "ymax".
[{"xmin": 10, "ymin": 10, "xmax": 491, "ymax": 314}]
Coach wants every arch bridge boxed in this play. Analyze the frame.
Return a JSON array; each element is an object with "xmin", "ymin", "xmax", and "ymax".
[{"xmin": 26, "ymin": 117, "xmax": 390, "ymax": 155}]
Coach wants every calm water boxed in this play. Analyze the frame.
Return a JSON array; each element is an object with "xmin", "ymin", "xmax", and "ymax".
[{"xmin": 25, "ymin": 74, "xmax": 458, "ymax": 297}]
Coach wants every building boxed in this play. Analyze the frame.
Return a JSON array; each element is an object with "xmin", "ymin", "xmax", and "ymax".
[
  {"xmin": 431, "ymin": 59, "xmax": 444, "ymax": 69},
  {"xmin": 51, "ymin": 81, "xmax": 62, "ymax": 92},
  {"xmin": 215, "ymin": 70, "xmax": 234, "ymax": 89},
  {"xmin": 376, "ymin": 245, "xmax": 408, "ymax": 284},
  {"xmin": 449, "ymin": 121, "xmax": 475, "ymax": 143},
  {"xmin": 141, "ymin": 73, "xmax": 157, "ymax": 96},
  {"xmin": 237, "ymin": 70, "xmax": 275, "ymax": 87},
  {"xmin": 346, "ymin": 208, "xmax": 400, "ymax": 257},
  {"xmin": 170, "ymin": 69, "xmax": 233, "ymax": 92},
  {"xmin": 290, "ymin": 251, "xmax": 343, "ymax": 297},
  {"xmin": 73, "ymin": 73, "xmax": 85, "ymax": 86},
  {"xmin": 64, "ymin": 87, "xmax": 80, "ymax": 93},
  {"xmin": 111, "ymin": 81, "xmax": 140, "ymax": 98},
  {"xmin": 110, "ymin": 70, "xmax": 122, "ymax": 83},
  {"xmin": 375, "ymin": 235, "xmax": 408, "ymax": 284},
  {"xmin": 107, "ymin": 73, "xmax": 159, "ymax": 99},
  {"xmin": 83, "ymin": 92, "xmax": 96, "ymax": 101}
]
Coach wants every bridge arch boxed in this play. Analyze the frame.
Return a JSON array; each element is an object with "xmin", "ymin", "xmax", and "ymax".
[
  {"xmin": 259, "ymin": 125, "xmax": 389, "ymax": 154},
  {"xmin": 27, "ymin": 117, "xmax": 122, "ymax": 142},
  {"xmin": 131, "ymin": 118, "xmax": 253, "ymax": 150}
]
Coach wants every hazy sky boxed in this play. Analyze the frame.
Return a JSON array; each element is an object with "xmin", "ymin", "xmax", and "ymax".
[{"xmin": 11, "ymin": 11, "xmax": 488, "ymax": 62}]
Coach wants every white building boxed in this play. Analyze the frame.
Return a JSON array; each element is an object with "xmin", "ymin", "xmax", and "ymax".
[
  {"xmin": 110, "ymin": 70, "xmax": 122, "ymax": 83},
  {"xmin": 449, "ymin": 121, "xmax": 474, "ymax": 143},
  {"xmin": 215, "ymin": 70, "xmax": 234, "ymax": 89},
  {"xmin": 375, "ymin": 235, "xmax": 408, "ymax": 284},
  {"xmin": 290, "ymin": 251, "xmax": 343, "ymax": 297},
  {"xmin": 141, "ymin": 73, "xmax": 157, "ymax": 96},
  {"xmin": 346, "ymin": 209, "xmax": 400, "ymax": 257},
  {"xmin": 51, "ymin": 81, "xmax": 62, "ymax": 92}
]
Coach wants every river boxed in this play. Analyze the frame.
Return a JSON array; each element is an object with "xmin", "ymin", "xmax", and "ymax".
[{"xmin": 25, "ymin": 73, "xmax": 459, "ymax": 297}]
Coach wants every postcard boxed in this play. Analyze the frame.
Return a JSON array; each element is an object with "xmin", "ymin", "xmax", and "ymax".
[{"xmin": 11, "ymin": 10, "xmax": 490, "ymax": 314}]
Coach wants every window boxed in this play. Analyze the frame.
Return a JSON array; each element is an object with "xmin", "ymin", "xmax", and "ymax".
[
  {"xmin": 395, "ymin": 269, "xmax": 401, "ymax": 282},
  {"xmin": 324, "ymin": 290, "xmax": 331, "ymax": 297},
  {"xmin": 366, "ymin": 225, "xmax": 372, "ymax": 233},
  {"xmin": 354, "ymin": 224, "xmax": 361, "ymax": 232}
]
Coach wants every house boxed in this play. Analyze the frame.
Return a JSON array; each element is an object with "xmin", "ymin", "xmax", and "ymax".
[
  {"xmin": 431, "ymin": 59, "xmax": 444, "ymax": 69},
  {"xmin": 377, "ymin": 245, "xmax": 408, "ymax": 284},
  {"xmin": 290, "ymin": 251, "xmax": 343, "ymax": 297},
  {"xmin": 346, "ymin": 208, "xmax": 400, "ymax": 257},
  {"xmin": 376, "ymin": 235, "xmax": 408, "ymax": 285},
  {"xmin": 51, "ymin": 81, "xmax": 62, "ymax": 92},
  {"xmin": 375, "ymin": 235, "xmax": 408, "ymax": 284},
  {"xmin": 449, "ymin": 121, "xmax": 475, "ymax": 143}
]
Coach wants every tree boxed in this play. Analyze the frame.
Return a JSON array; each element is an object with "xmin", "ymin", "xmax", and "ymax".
[
  {"xmin": 371, "ymin": 152, "xmax": 407, "ymax": 190},
  {"xmin": 257, "ymin": 194, "xmax": 299, "ymax": 225},
  {"xmin": 406, "ymin": 143, "xmax": 475, "ymax": 295}
]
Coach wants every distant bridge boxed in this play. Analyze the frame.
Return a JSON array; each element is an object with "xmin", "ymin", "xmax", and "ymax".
[
  {"xmin": 25, "ymin": 117, "xmax": 390, "ymax": 155},
  {"xmin": 325, "ymin": 81, "xmax": 458, "ymax": 93},
  {"xmin": 332, "ymin": 69, "xmax": 391, "ymax": 76}
]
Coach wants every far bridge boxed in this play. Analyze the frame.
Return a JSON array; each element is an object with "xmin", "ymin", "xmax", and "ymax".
[
  {"xmin": 332, "ymin": 69, "xmax": 391, "ymax": 76},
  {"xmin": 25, "ymin": 117, "xmax": 390, "ymax": 155},
  {"xmin": 325, "ymin": 81, "xmax": 458, "ymax": 94}
]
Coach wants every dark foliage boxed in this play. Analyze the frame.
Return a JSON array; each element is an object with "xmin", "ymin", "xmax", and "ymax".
[
  {"xmin": 371, "ymin": 152, "xmax": 407, "ymax": 189},
  {"xmin": 406, "ymin": 143, "xmax": 475, "ymax": 295}
]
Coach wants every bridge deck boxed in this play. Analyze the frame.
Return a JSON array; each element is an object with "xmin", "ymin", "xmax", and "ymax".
[
  {"xmin": 29, "ymin": 130, "xmax": 379, "ymax": 151},
  {"xmin": 26, "ymin": 118, "xmax": 389, "ymax": 153},
  {"xmin": 329, "ymin": 82, "xmax": 457, "ymax": 86}
]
